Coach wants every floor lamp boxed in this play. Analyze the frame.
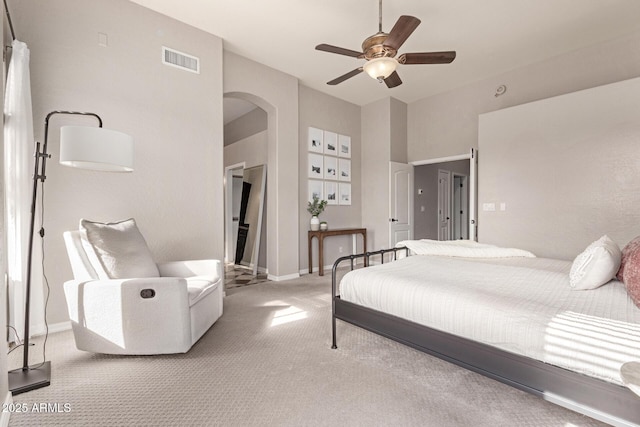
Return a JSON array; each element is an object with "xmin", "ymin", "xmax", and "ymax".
[{"xmin": 8, "ymin": 111, "xmax": 134, "ymax": 395}]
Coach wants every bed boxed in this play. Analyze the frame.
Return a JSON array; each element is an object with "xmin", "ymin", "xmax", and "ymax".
[{"xmin": 330, "ymin": 240, "xmax": 640, "ymax": 427}]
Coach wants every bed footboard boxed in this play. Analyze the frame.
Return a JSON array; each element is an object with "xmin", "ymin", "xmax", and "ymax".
[{"xmin": 331, "ymin": 246, "xmax": 408, "ymax": 349}]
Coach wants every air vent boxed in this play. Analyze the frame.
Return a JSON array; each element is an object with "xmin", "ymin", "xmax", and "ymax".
[{"xmin": 162, "ymin": 46, "xmax": 200, "ymax": 74}]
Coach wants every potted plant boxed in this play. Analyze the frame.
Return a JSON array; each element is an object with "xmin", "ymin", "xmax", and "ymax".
[
  {"xmin": 320, "ymin": 221, "xmax": 328, "ymax": 231},
  {"xmin": 307, "ymin": 195, "xmax": 327, "ymax": 231}
]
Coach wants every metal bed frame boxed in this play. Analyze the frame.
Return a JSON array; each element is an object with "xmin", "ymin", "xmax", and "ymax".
[{"xmin": 331, "ymin": 247, "xmax": 640, "ymax": 427}]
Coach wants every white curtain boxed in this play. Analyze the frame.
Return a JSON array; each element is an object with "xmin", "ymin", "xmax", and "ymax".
[{"xmin": 4, "ymin": 39, "xmax": 45, "ymax": 342}]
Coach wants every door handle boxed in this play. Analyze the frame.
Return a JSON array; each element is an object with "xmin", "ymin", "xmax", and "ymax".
[{"xmin": 389, "ymin": 218, "xmax": 399, "ymax": 222}]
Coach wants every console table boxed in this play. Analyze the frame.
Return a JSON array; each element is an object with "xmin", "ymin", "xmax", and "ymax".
[{"xmin": 308, "ymin": 228, "xmax": 366, "ymax": 276}]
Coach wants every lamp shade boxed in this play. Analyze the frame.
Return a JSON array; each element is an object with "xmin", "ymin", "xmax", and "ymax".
[
  {"xmin": 59, "ymin": 126, "xmax": 134, "ymax": 172},
  {"xmin": 363, "ymin": 57, "xmax": 398, "ymax": 80}
]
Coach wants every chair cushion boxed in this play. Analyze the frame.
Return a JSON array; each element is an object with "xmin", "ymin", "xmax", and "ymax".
[
  {"xmin": 80, "ymin": 218, "xmax": 160, "ymax": 279},
  {"xmin": 186, "ymin": 276, "xmax": 220, "ymax": 306}
]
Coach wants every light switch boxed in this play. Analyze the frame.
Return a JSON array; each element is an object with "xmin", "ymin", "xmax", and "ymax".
[
  {"xmin": 420, "ymin": 206, "xmax": 425, "ymax": 212},
  {"xmin": 500, "ymin": 203, "xmax": 506, "ymax": 211},
  {"xmin": 482, "ymin": 203, "xmax": 496, "ymax": 212}
]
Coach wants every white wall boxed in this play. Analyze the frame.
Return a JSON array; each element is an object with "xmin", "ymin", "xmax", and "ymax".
[
  {"xmin": 361, "ymin": 99, "xmax": 391, "ymax": 251},
  {"xmin": 360, "ymin": 97, "xmax": 409, "ymax": 251},
  {"xmin": 408, "ymin": 30, "xmax": 640, "ymax": 161},
  {"xmin": 224, "ymin": 130, "xmax": 268, "ymax": 169},
  {"xmin": 479, "ymin": 76, "xmax": 640, "ymax": 259},
  {"xmin": 13, "ymin": 0, "xmax": 224, "ymax": 324},
  {"xmin": 223, "ymin": 52, "xmax": 299, "ymax": 280},
  {"xmin": 298, "ymin": 85, "xmax": 362, "ymax": 272}
]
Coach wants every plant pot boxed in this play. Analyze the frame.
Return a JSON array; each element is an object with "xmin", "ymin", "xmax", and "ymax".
[
  {"xmin": 320, "ymin": 222, "xmax": 328, "ymax": 231},
  {"xmin": 310, "ymin": 215, "xmax": 320, "ymax": 231}
]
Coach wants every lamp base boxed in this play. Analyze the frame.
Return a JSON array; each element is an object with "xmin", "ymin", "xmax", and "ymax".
[{"xmin": 8, "ymin": 361, "xmax": 51, "ymax": 395}]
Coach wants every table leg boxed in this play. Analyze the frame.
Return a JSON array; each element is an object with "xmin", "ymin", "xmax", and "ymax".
[
  {"xmin": 319, "ymin": 235, "xmax": 324, "ymax": 276},
  {"xmin": 308, "ymin": 235, "xmax": 313, "ymax": 274}
]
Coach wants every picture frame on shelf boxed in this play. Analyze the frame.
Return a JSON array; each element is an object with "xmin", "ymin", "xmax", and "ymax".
[
  {"xmin": 324, "ymin": 131, "xmax": 338, "ymax": 156},
  {"xmin": 338, "ymin": 158, "xmax": 351, "ymax": 182},
  {"xmin": 338, "ymin": 134, "xmax": 351, "ymax": 158},
  {"xmin": 308, "ymin": 153, "xmax": 323, "ymax": 179},
  {"xmin": 308, "ymin": 127, "xmax": 323, "ymax": 153}
]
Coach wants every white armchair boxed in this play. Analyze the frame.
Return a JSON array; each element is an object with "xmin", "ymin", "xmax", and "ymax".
[{"xmin": 62, "ymin": 224, "xmax": 223, "ymax": 355}]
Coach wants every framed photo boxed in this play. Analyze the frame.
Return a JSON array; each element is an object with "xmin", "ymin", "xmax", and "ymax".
[
  {"xmin": 339, "ymin": 183, "xmax": 352, "ymax": 205},
  {"xmin": 324, "ymin": 155, "xmax": 338, "ymax": 180},
  {"xmin": 324, "ymin": 131, "xmax": 338, "ymax": 155},
  {"xmin": 325, "ymin": 181, "xmax": 338, "ymax": 205},
  {"xmin": 338, "ymin": 158, "xmax": 351, "ymax": 182},
  {"xmin": 308, "ymin": 153, "xmax": 323, "ymax": 179},
  {"xmin": 308, "ymin": 127, "xmax": 323, "ymax": 153},
  {"xmin": 309, "ymin": 180, "xmax": 324, "ymax": 202},
  {"xmin": 338, "ymin": 134, "xmax": 351, "ymax": 158}
]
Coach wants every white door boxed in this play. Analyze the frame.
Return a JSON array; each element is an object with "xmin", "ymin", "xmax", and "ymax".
[
  {"xmin": 389, "ymin": 162, "xmax": 414, "ymax": 246},
  {"xmin": 437, "ymin": 169, "xmax": 451, "ymax": 240},
  {"xmin": 469, "ymin": 148, "xmax": 478, "ymax": 241}
]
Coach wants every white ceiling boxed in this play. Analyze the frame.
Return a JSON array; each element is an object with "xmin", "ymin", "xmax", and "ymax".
[{"xmin": 131, "ymin": 0, "xmax": 640, "ymax": 107}]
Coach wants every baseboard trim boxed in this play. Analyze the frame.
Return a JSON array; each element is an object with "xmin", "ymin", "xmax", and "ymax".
[
  {"xmin": 267, "ymin": 272, "xmax": 300, "ymax": 282},
  {"xmin": 299, "ymin": 264, "xmax": 333, "ymax": 275},
  {"xmin": 1, "ymin": 392, "xmax": 12, "ymax": 427},
  {"xmin": 37, "ymin": 321, "xmax": 71, "ymax": 335}
]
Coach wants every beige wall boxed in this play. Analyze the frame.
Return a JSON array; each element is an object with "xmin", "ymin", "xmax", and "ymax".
[
  {"xmin": 13, "ymin": 0, "xmax": 224, "ymax": 325},
  {"xmin": 298, "ymin": 85, "xmax": 362, "ymax": 272},
  {"xmin": 224, "ymin": 130, "xmax": 268, "ymax": 169},
  {"xmin": 224, "ymin": 107, "xmax": 267, "ymax": 146},
  {"xmin": 360, "ymin": 97, "xmax": 409, "ymax": 251},
  {"xmin": 478, "ymin": 76, "xmax": 640, "ymax": 259},
  {"xmin": 389, "ymin": 97, "xmax": 407, "ymax": 164},
  {"xmin": 223, "ymin": 52, "xmax": 299, "ymax": 279},
  {"xmin": 407, "ymin": 30, "xmax": 640, "ymax": 162},
  {"xmin": 361, "ymin": 98, "xmax": 391, "ymax": 251}
]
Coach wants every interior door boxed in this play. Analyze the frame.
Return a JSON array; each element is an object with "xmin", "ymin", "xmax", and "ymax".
[
  {"xmin": 469, "ymin": 148, "xmax": 478, "ymax": 241},
  {"xmin": 389, "ymin": 161, "xmax": 414, "ymax": 246},
  {"xmin": 437, "ymin": 169, "xmax": 451, "ymax": 240}
]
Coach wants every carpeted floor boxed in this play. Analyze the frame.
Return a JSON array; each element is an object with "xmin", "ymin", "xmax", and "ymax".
[{"xmin": 8, "ymin": 272, "xmax": 606, "ymax": 426}]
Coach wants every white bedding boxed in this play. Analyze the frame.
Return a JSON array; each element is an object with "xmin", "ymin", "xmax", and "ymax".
[
  {"xmin": 340, "ymin": 255, "xmax": 640, "ymax": 385},
  {"xmin": 397, "ymin": 239, "xmax": 536, "ymax": 258}
]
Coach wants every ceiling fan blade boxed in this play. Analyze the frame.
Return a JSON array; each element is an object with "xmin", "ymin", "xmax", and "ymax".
[
  {"xmin": 384, "ymin": 71, "xmax": 402, "ymax": 88},
  {"xmin": 398, "ymin": 51, "xmax": 456, "ymax": 65},
  {"xmin": 327, "ymin": 68, "xmax": 363, "ymax": 85},
  {"xmin": 384, "ymin": 15, "xmax": 421, "ymax": 50},
  {"xmin": 316, "ymin": 44, "xmax": 363, "ymax": 58}
]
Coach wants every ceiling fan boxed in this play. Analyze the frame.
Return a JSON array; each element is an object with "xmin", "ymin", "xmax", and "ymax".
[{"xmin": 315, "ymin": 0, "xmax": 456, "ymax": 88}]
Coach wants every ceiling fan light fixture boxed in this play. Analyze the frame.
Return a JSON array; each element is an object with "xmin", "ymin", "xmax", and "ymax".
[{"xmin": 363, "ymin": 57, "xmax": 398, "ymax": 81}]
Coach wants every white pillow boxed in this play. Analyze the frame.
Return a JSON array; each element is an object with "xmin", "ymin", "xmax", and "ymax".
[
  {"xmin": 80, "ymin": 218, "xmax": 160, "ymax": 279},
  {"xmin": 569, "ymin": 235, "xmax": 621, "ymax": 290}
]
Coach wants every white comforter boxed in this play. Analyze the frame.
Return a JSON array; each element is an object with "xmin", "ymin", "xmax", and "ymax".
[
  {"xmin": 396, "ymin": 239, "xmax": 536, "ymax": 258},
  {"xmin": 340, "ymin": 255, "xmax": 640, "ymax": 385}
]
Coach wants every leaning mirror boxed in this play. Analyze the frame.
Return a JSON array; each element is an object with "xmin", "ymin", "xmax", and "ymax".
[{"xmin": 234, "ymin": 165, "xmax": 266, "ymax": 275}]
